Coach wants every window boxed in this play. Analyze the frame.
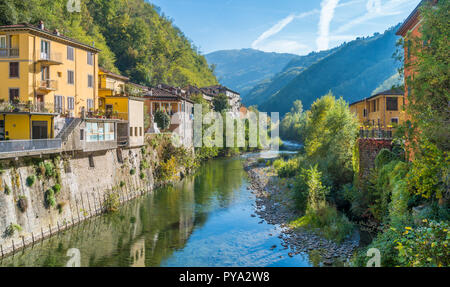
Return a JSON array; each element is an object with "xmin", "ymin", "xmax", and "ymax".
[
  {"xmin": 9, "ymin": 62, "xmax": 19, "ymax": 78},
  {"xmin": 67, "ymin": 46, "xmax": 74, "ymax": 61},
  {"xmin": 41, "ymin": 66, "xmax": 49, "ymax": 81},
  {"xmin": 87, "ymin": 52, "xmax": 93, "ymax": 65},
  {"xmin": 0, "ymin": 119, "xmax": 5, "ymax": 141},
  {"xmin": 135, "ymin": 127, "xmax": 138, "ymax": 137},
  {"xmin": 363, "ymin": 108, "xmax": 368, "ymax": 117},
  {"xmin": 87, "ymin": 99, "xmax": 94, "ymax": 111},
  {"xmin": 130, "ymin": 127, "xmax": 133, "ymax": 137},
  {"xmin": 54, "ymin": 95, "xmax": 64, "ymax": 113},
  {"xmin": 41, "ymin": 40, "xmax": 50, "ymax": 59},
  {"xmin": 68, "ymin": 70, "xmax": 74, "ymax": 85},
  {"xmin": 391, "ymin": 118, "xmax": 399, "ymax": 124},
  {"xmin": 67, "ymin": 97, "xmax": 75, "ymax": 110},
  {"xmin": 139, "ymin": 127, "xmax": 142, "ymax": 136},
  {"xmin": 386, "ymin": 97, "xmax": 398, "ymax": 111},
  {"xmin": 88, "ymin": 74, "xmax": 93, "ymax": 88},
  {"xmin": 0, "ymin": 36, "xmax": 6, "ymax": 57},
  {"xmin": 89, "ymin": 155, "xmax": 95, "ymax": 168},
  {"xmin": 9, "ymin": 88, "xmax": 19, "ymax": 103}
]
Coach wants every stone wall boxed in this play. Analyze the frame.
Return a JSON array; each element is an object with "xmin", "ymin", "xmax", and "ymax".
[
  {"xmin": 358, "ymin": 138, "xmax": 393, "ymax": 182},
  {"xmin": 0, "ymin": 134, "xmax": 191, "ymax": 257}
]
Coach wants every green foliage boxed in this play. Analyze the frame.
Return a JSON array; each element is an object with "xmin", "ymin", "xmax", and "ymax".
[
  {"xmin": 26, "ymin": 175, "xmax": 36, "ymax": 187},
  {"xmin": 407, "ymin": 140, "xmax": 449, "ymax": 201},
  {"xmin": 396, "ymin": 220, "xmax": 449, "ymax": 267},
  {"xmin": 375, "ymin": 148, "xmax": 398, "ymax": 170},
  {"xmin": 273, "ymin": 158, "xmax": 298, "ymax": 178},
  {"xmin": 154, "ymin": 110, "xmax": 171, "ymax": 131},
  {"xmin": 157, "ymin": 156, "xmax": 179, "ymax": 182},
  {"xmin": 139, "ymin": 172, "xmax": 145, "ymax": 180},
  {"xmin": 119, "ymin": 181, "xmax": 125, "ymax": 188},
  {"xmin": 57, "ymin": 202, "xmax": 66, "ymax": 214},
  {"xmin": 290, "ymin": 205, "xmax": 353, "ymax": 243},
  {"xmin": 304, "ymin": 165, "xmax": 329, "ymax": 212},
  {"xmin": 130, "ymin": 168, "xmax": 136, "ymax": 175},
  {"xmin": 212, "ymin": 94, "xmax": 230, "ymax": 113},
  {"xmin": 401, "ymin": 0, "xmax": 450, "ymax": 151},
  {"xmin": 4, "ymin": 184, "xmax": 11, "ymax": 195},
  {"xmin": 5, "ymin": 223, "xmax": 22, "ymax": 237},
  {"xmin": 45, "ymin": 189, "xmax": 56, "ymax": 208},
  {"xmin": 280, "ymin": 100, "xmax": 307, "ymax": 142},
  {"xmin": 104, "ymin": 192, "xmax": 120, "ymax": 213},
  {"xmin": 0, "ymin": 0, "xmax": 217, "ymax": 87},
  {"xmin": 52, "ymin": 184, "xmax": 61, "ymax": 194}
]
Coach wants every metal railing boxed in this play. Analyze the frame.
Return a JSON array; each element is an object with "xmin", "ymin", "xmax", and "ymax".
[
  {"xmin": 0, "ymin": 48, "xmax": 19, "ymax": 58},
  {"xmin": 38, "ymin": 79, "xmax": 58, "ymax": 91},
  {"xmin": 0, "ymin": 101, "xmax": 55, "ymax": 114},
  {"xmin": 359, "ymin": 129, "xmax": 393, "ymax": 139},
  {"xmin": 39, "ymin": 52, "xmax": 62, "ymax": 63},
  {"xmin": 0, "ymin": 139, "xmax": 62, "ymax": 154}
]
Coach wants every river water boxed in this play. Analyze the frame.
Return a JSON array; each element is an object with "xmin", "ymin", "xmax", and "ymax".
[{"xmin": 0, "ymin": 151, "xmax": 324, "ymax": 267}]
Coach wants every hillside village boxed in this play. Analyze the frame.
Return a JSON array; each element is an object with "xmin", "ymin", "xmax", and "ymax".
[{"xmin": 0, "ymin": 21, "xmax": 242, "ymax": 159}]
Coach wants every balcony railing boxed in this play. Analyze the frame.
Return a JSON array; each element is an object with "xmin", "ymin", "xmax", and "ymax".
[
  {"xmin": 38, "ymin": 79, "xmax": 58, "ymax": 91},
  {"xmin": 38, "ymin": 52, "xmax": 63, "ymax": 64},
  {"xmin": 359, "ymin": 129, "xmax": 393, "ymax": 139},
  {"xmin": 0, "ymin": 101, "xmax": 55, "ymax": 114},
  {"xmin": 0, "ymin": 139, "xmax": 62, "ymax": 155},
  {"xmin": 0, "ymin": 48, "xmax": 19, "ymax": 58}
]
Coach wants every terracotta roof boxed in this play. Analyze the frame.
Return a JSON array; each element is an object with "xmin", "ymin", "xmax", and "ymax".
[
  {"xmin": 144, "ymin": 87, "xmax": 193, "ymax": 103},
  {"xmin": 0, "ymin": 23, "xmax": 100, "ymax": 53},
  {"xmin": 350, "ymin": 88, "xmax": 404, "ymax": 106},
  {"xmin": 201, "ymin": 85, "xmax": 240, "ymax": 96}
]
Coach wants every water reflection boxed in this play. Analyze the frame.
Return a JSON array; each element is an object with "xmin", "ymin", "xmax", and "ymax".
[{"xmin": 0, "ymin": 157, "xmax": 312, "ymax": 267}]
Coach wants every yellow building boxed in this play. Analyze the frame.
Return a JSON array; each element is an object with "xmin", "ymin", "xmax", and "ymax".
[
  {"xmin": 0, "ymin": 22, "xmax": 99, "ymax": 141},
  {"xmin": 350, "ymin": 89, "xmax": 405, "ymax": 138},
  {"xmin": 97, "ymin": 68, "xmax": 145, "ymax": 147}
]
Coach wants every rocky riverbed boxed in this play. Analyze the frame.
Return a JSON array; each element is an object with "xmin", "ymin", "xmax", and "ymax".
[{"xmin": 244, "ymin": 159, "xmax": 359, "ymax": 266}]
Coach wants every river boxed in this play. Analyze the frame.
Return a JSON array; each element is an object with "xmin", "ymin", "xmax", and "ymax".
[{"xmin": 0, "ymin": 151, "xmax": 327, "ymax": 267}]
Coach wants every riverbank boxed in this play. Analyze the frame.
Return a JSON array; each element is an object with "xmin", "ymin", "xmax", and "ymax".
[{"xmin": 244, "ymin": 158, "xmax": 359, "ymax": 265}]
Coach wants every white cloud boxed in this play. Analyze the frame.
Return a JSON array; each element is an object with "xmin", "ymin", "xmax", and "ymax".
[
  {"xmin": 256, "ymin": 40, "xmax": 311, "ymax": 55},
  {"xmin": 317, "ymin": 0, "xmax": 341, "ymax": 51},
  {"xmin": 251, "ymin": 10, "xmax": 318, "ymax": 52},
  {"xmin": 336, "ymin": 0, "xmax": 420, "ymax": 33}
]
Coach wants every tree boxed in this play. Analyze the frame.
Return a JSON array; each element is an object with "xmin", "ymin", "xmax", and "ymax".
[
  {"xmin": 154, "ymin": 110, "xmax": 171, "ymax": 131},
  {"xmin": 212, "ymin": 94, "xmax": 230, "ymax": 113}
]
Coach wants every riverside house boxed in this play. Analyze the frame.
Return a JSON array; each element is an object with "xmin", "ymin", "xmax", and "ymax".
[
  {"xmin": 350, "ymin": 89, "xmax": 405, "ymax": 139},
  {"xmin": 200, "ymin": 85, "xmax": 241, "ymax": 115},
  {"xmin": 98, "ymin": 67, "xmax": 145, "ymax": 148},
  {"xmin": 144, "ymin": 85, "xmax": 194, "ymax": 147},
  {"xmin": 0, "ymin": 22, "xmax": 129, "ymax": 158}
]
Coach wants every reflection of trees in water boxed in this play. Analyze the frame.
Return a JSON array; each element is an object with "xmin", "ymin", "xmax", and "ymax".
[{"xmin": 0, "ymin": 158, "xmax": 247, "ymax": 267}]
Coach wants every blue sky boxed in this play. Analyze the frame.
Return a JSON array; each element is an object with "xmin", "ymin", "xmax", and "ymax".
[{"xmin": 149, "ymin": 0, "xmax": 421, "ymax": 55}]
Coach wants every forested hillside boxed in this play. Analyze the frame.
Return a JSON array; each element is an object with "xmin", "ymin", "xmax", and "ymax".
[
  {"xmin": 0, "ymin": 0, "xmax": 217, "ymax": 87},
  {"xmin": 205, "ymin": 49, "xmax": 300, "ymax": 96},
  {"xmin": 253, "ymin": 25, "xmax": 401, "ymax": 115},
  {"xmin": 244, "ymin": 49, "xmax": 337, "ymax": 106}
]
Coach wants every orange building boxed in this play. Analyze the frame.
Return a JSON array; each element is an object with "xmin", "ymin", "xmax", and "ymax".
[{"xmin": 350, "ymin": 89, "xmax": 405, "ymax": 139}]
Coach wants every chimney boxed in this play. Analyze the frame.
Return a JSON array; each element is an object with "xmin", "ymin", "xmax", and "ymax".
[{"xmin": 38, "ymin": 20, "xmax": 45, "ymax": 30}]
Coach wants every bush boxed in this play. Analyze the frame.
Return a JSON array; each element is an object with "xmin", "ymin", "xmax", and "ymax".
[
  {"xmin": 4, "ymin": 184, "xmax": 11, "ymax": 195},
  {"xmin": 5, "ymin": 223, "xmax": 22, "ymax": 237},
  {"xmin": 157, "ymin": 156, "xmax": 179, "ymax": 182},
  {"xmin": 140, "ymin": 172, "xmax": 145, "ymax": 180},
  {"xmin": 290, "ymin": 205, "xmax": 354, "ymax": 243},
  {"xmin": 45, "ymin": 189, "xmax": 56, "ymax": 208},
  {"xmin": 130, "ymin": 168, "xmax": 136, "ymax": 175},
  {"xmin": 375, "ymin": 148, "xmax": 398, "ymax": 170},
  {"xmin": 273, "ymin": 158, "xmax": 298, "ymax": 178},
  {"xmin": 52, "ymin": 184, "xmax": 61, "ymax": 194},
  {"xmin": 119, "ymin": 181, "xmax": 125, "ymax": 188},
  {"xmin": 104, "ymin": 192, "xmax": 120, "ymax": 213},
  {"xmin": 26, "ymin": 175, "xmax": 36, "ymax": 187},
  {"xmin": 396, "ymin": 220, "xmax": 449, "ymax": 267},
  {"xmin": 154, "ymin": 110, "xmax": 171, "ymax": 131},
  {"xmin": 44, "ymin": 162, "xmax": 55, "ymax": 178}
]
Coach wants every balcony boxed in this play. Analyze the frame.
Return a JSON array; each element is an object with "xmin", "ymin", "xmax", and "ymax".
[
  {"xmin": 0, "ymin": 139, "xmax": 62, "ymax": 159},
  {"xmin": 38, "ymin": 79, "xmax": 58, "ymax": 92},
  {"xmin": 359, "ymin": 128, "xmax": 393, "ymax": 140},
  {"xmin": 0, "ymin": 101, "xmax": 55, "ymax": 114},
  {"xmin": 38, "ymin": 52, "xmax": 63, "ymax": 65},
  {"xmin": 0, "ymin": 48, "xmax": 19, "ymax": 58}
]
